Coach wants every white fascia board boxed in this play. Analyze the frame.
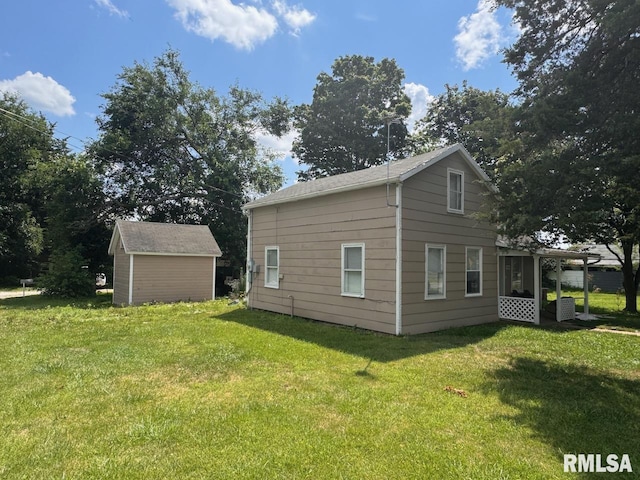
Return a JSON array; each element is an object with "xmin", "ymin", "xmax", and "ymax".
[
  {"xmin": 107, "ymin": 225, "xmax": 121, "ymax": 255},
  {"xmin": 399, "ymin": 143, "xmax": 496, "ymax": 192}
]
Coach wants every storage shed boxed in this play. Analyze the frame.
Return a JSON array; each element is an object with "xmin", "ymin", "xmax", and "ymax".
[{"xmin": 108, "ymin": 220, "xmax": 222, "ymax": 305}]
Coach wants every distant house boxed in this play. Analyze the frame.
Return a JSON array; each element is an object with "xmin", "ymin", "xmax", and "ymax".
[
  {"xmin": 108, "ymin": 220, "xmax": 222, "ymax": 305},
  {"xmin": 548, "ymin": 244, "xmax": 636, "ymax": 293},
  {"xmin": 243, "ymin": 144, "xmax": 499, "ymax": 335}
]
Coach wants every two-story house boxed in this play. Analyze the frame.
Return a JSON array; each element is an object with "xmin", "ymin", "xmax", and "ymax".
[{"xmin": 243, "ymin": 144, "xmax": 501, "ymax": 335}]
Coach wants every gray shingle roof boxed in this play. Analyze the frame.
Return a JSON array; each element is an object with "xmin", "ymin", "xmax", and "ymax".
[
  {"xmin": 109, "ymin": 220, "xmax": 222, "ymax": 256},
  {"xmin": 244, "ymin": 144, "xmax": 489, "ymax": 210}
]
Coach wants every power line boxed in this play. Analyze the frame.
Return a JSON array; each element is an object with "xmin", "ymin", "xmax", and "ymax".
[{"xmin": 0, "ymin": 106, "xmax": 248, "ymax": 201}]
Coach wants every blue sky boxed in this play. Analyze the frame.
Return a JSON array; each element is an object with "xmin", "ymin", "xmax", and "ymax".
[{"xmin": 1, "ymin": 0, "xmax": 518, "ymax": 186}]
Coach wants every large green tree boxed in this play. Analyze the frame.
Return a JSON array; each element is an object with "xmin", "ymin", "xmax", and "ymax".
[
  {"xmin": 410, "ymin": 81, "xmax": 518, "ymax": 178},
  {"xmin": 89, "ymin": 50, "xmax": 290, "ymax": 265},
  {"xmin": 0, "ymin": 94, "xmax": 55, "ymax": 281},
  {"xmin": 293, "ymin": 55, "xmax": 412, "ymax": 180},
  {"xmin": 0, "ymin": 93, "xmax": 109, "ymax": 290},
  {"xmin": 29, "ymin": 154, "xmax": 111, "ymax": 287},
  {"xmin": 494, "ymin": 0, "xmax": 640, "ymax": 311}
]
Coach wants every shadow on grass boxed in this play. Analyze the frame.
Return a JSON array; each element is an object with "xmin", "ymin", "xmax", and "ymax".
[
  {"xmin": 217, "ymin": 308, "xmax": 512, "ymax": 363},
  {"xmin": 485, "ymin": 357, "xmax": 640, "ymax": 477},
  {"xmin": 0, "ymin": 292, "xmax": 113, "ymax": 310}
]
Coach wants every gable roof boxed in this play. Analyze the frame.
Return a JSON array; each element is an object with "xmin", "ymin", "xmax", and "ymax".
[
  {"xmin": 244, "ymin": 143, "xmax": 492, "ymax": 210},
  {"xmin": 108, "ymin": 220, "xmax": 222, "ymax": 257}
]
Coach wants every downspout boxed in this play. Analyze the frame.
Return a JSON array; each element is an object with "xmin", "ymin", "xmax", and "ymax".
[{"xmin": 395, "ymin": 182, "xmax": 403, "ymax": 336}]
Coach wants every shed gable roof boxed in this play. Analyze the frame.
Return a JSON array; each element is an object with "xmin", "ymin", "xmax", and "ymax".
[
  {"xmin": 108, "ymin": 220, "xmax": 222, "ymax": 257},
  {"xmin": 243, "ymin": 143, "xmax": 492, "ymax": 210}
]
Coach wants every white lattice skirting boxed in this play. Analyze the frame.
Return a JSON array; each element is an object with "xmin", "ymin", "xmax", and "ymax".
[
  {"xmin": 499, "ymin": 296, "xmax": 536, "ymax": 323},
  {"xmin": 558, "ymin": 297, "xmax": 576, "ymax": 321}
]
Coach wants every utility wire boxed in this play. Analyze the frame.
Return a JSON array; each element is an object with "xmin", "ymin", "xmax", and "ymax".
[{"xmin": 0, "ymin": 106, "xmax": 247, "ymax": 202}]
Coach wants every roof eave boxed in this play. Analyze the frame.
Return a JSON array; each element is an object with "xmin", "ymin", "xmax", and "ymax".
[
  {"xmin": 107, "ymin": 222, "xmax": 122, "ymax": 255},
  {"xmin": 243, "ymin": 176, "xmax": 400, "ymax": 211},
  {"xmin": 126, "ymin": 251, "xmax": 221, "ymax": 257},
  {"xmin": 398, "ymin": 143, "xmax": 496, "ymax": 192}
]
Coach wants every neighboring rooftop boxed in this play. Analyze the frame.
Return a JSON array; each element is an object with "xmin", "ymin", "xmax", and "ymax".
[
  {"xmin": 244, "ymin": 143, "xmax": 490, "ymax": 210},
  {"xmin": 108, "ymin": 220, "xmax": 222, "ymax": 256},
  {"xmin": 568, "ymin": 244, "xmax": 639, "ymax": 267}
]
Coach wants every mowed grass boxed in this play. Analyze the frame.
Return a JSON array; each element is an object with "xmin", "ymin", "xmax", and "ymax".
[
  {"xmin": 1, "ymin": 293, "xmax": 639, "ymax": 479},
  {"xmin": 547, "ymin": 289, "xmax": 640, "ymax": 331}
]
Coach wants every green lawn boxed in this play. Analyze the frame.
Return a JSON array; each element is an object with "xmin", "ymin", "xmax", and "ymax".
[
  {"xmin": 546, "ymin": 289, "xmax": 640, "ymax": 331},
  {"xmin": 1, "ymin": 293, "xmax": 639, "ymax": 479}
]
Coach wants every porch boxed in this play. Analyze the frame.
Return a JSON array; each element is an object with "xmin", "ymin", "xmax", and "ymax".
[{"xmin": 497, "ymin": 243, "xmax": 599, "ymax": 325}]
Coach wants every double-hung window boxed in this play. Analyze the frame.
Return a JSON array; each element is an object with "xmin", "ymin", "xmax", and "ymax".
[
  {"xmin": 342, "ymin": 243, "xmax": 365, "ymax": 297},
  {"xmin": 466, "ymin": 247, "xmax": 482, "ymax": 296},
  {"xmin": 425, "ymin": 245, "xmax": 446, "ymax": 300},
  {"xmin": 265, "ymin": 246, "xmax": 279, "ymax": 288},
  {"xmin": 448, "ymin": 168, "xmax": 464, "ymax": 214}
]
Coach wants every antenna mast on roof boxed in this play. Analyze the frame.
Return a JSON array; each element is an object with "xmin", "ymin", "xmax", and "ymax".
[{"xmin": 385, "ymin": 116, "xmax": 402, "ymax": 207}]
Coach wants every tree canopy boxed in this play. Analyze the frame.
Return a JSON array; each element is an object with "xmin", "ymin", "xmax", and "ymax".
[
  {"xmin": 411, "ymin": 81, "xmax": 517, "ymax": 178},
  {"xmin": 0, "ymin": 93, "xmax": 109, "ymax": 289},
  {"xmin": 293, "ymin": 55, "xmax": 411, "ymax": 180},
  {"xmin": 89, "ymin": 49, "xmax": 290, "ymax": 265},
  {"xmin": 493, "ymin": 0, "xmax": 640, "ymax": 311},
  {"xmin": 0, "ymin": 94, "xmax": 59, "ymax": 281}
]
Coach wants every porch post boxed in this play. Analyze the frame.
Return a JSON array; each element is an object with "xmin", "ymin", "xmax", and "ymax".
[
  {"xmin": 534, "ymin": 255, "xmax": 541, "ymax": 325},
  {"xmin": 556, "ymin": 258, "xmax": 562, "ymax": 322},
  {"xmin": 583, "ymin": 257, "xmax": 589, "ymax": 318}
]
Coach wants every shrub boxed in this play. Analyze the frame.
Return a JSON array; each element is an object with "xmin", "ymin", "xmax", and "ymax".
[{"xmin": 37, "ymin": 248, "xmax": 96, "ymax": 298}]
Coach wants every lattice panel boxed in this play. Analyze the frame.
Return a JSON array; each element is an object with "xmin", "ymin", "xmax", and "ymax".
[
  {"xmin": 499, "ymin": 296, "xmax": 536, "ymax": 323},
  {"xmin": 559, "ymin": 297, "xmax": 576, "ymax": 321}
]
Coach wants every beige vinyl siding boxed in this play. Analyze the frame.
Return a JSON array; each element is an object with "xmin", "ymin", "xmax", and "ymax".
[
  {"xmin": 113, "ymin": 239, "xmax": 130, "ymax": 305},
  {"xmin": 401, "ymin": 150, "xmax": 498, "ymax": 334},
  {"xmin": 130, "ymin": 255, "xmax": 214, "ymax": 305},
  {"xmin": 249, "ymin": 185, "xmax": 398, "ymax": 334}
]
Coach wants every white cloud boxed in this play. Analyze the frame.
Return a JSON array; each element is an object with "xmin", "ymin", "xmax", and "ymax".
[
  {"xmin": 168, "ymin": 0, "xmax": 279, "ymax": 50},
  {"xmin": 256, "ymin": 128, "xmax": 298, "ymax": 162},
  {"xmin": 403, "ymin": 82, "xmax": 434, "ymax": 133},
  {"xmin": 272, "ymin": 0, "xmax": 316, "ymax": 35},
  {"xmin": 95, "ymin": 0, "xmax": 129, "ymax": 18},
  {"xmin": 0, "ymin": 71, "xmax": 76, "ymax": 117},
  {"xmin": 454, "ymin": 0, "xmax": 502, "ymax": 70}
]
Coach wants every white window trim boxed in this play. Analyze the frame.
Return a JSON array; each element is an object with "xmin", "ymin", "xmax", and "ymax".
[
  {"xmin": 264, "ymin": 246, "xmax": 279, "ymax": 289},
  {"xmin": 465, "ymin": 246, "xmax": 483, "ymax": 297},
  {"xmin": 425, "ymin": 244, "xmax": 446, "ymax": 300},
  {"xmin": 447, "ymin": 168, "xmax": 464, "ymax": 214},
  {"xmin": 341, "ymin": 243, "xmax": 365, "ymax": 298}
]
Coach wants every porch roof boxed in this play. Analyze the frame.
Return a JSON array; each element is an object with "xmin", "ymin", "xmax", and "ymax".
[{"xmin": 496, "ymin": 238, "xmax": 601, "ymax": 261}]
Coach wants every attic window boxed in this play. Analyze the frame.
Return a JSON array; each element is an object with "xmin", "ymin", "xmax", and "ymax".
[{"xmin": 447, "ymin": 168, "xmax": 464, "ymax": 214}]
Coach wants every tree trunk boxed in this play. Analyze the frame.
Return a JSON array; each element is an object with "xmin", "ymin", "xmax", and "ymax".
[{"xmin": 621, "ymin": 240, "xmax": 638, "ymax": 313}]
